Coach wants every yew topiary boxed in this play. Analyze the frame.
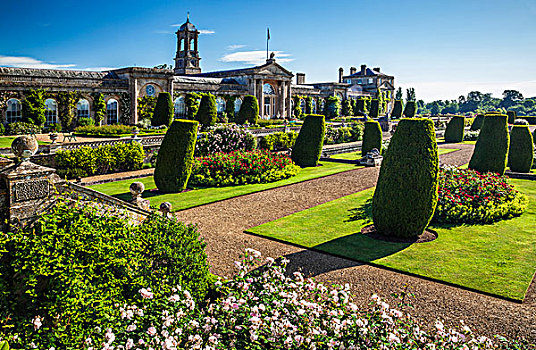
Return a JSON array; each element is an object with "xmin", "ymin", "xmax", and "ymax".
[
  {"xmin": 372, "ymin": 118, "xmax": 439, "ymax": 238},
  {"xmin": 444, "ymin": 115, "xmax": 465, "ymax": 143},
  {"xmin": 391, "ymin": 100, "xmax": 403, "ymax": 118},
  {"xmin": 195, "ymin": 94, "xmax": 217, "ymax": 127},
  {"xmin": 151, "ymin": 92, "xmax": 173, "ymax": 127},
  {"xmin": 236, "ymin": 95, "xmax": 259, "ymax": 125},
  {"xmin": 154, "ymin": 119, "xmax": 198, "ymax": 193},
  {"xmin": 508, "ymin": 125, "xmax": 534, "ymax": 172},
  {"xmin": 361, "ymin": 120, "xmax": 382, "ymax": 156},
  {"xmin": 369, "ymin": 99, "xmax": 379, "ymax": 118},
  {"xmin": 291, "ymin": 114, "xmax": 325, "ymax": 167},
  {"xmin": 468, "ymin": 114, "xmax": 509, "ymax": 175},
  {"xmin": 507, "ymin": 110, "xmax": 517, "ymax": 124},
  {"xmin": 403, "ymin": 101, "xmax": 416, "ymax": 118},
  {"xmin": 470, "ymin": 114, "xmax": 484, "ymax": 131}
]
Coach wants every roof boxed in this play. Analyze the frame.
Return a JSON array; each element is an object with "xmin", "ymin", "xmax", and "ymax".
[
  {"xmin": 346, "ymin": 68, "xmax": 393, "ymax": 78},
  {"xmin": 193, "ymin": 60, "xmax": 293, "ymax": 78},
  {"xmin": 179, "ymin": 18, "xmax": 197, "ymax": 32},
  {"xmin": 173, "ymin": 76, "xmax": 242, "ymax": 85},
  {"xmin": 0, "ymin": 66, "xmax": 118, "ymax": 80}
]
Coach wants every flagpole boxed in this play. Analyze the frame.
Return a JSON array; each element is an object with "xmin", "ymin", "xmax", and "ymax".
[{"xmin": 266, "ymin": 28, "xmax": 269, "ymax": 60}]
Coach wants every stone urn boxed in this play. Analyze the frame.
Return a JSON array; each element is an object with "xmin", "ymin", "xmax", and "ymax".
[
  {"xmin": 11, "ymin": 135, "xmax": 38, "ymax": 162},
  {"xmin": 49, "ymin": 133, "xmax": 58, "ymax": 144}
]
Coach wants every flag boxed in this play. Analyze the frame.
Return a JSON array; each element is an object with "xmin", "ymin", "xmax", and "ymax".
[{"xmin": 267, "ymin": 28, "xmax": 270, "ymax": 40}]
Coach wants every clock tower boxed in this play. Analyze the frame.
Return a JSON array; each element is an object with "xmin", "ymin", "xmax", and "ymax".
[{"xmin": 174, "ymin": 14, "xmax": 202, "ymax": 75}]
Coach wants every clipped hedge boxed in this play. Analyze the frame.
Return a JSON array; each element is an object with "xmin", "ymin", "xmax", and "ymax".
[
  {"xmin": 507, "ymin": 110, "xmax": 517, "ymax": 124},
  {"xmin": 391, "ymin": 100, "xmax": 403, "ymax": 118},
  {"xmin": 75, "ymin": 124, "xmax": 133, "ymax": 136},
  {"xmin": 151, "ymin": 92, "xmax": 173, "ymax": 127},
  {"xmin": 195, "ymin": 94, "xmax": 217, "ymax": 127},
  {"xmin": 291, "ymin": 114, "xmax": 325, "ymax": 167},
  {"xmin": 372, "ymin": 118, "xmax": 439, "ymax": 238},
  {"xmin": 403, "ymin": 101, "xmax": 416, "ymax": 118},
  {"xmin": 5, "ymin": 122, "xmax": 42, "ymax": 136},
  {"xmin": 154, "ymin": 119, "xmax": 198, "ymax": 193},
  {"xmin": 361, "ymin": 120, "xmax": 382, "ymax": 156},
  {"xmin": 508, "ymin": 125, "xmax": 534, "ymax": 172},
  {"xmin": 369, "ymin": 99, "xmax": 379, "ymax": 118},
  {"xmin": 470, "ymin": 114, "xmax": 484, "ymax": 131},
  {"xmin": 236, "ymin": 95, "xmax": 259, "ymax": 125},
  {"xmin": 444, "ymin": 115, "xmax": 465, "ymax": 143},
  {"xmin": 468, "ymin": 114, "xmax": 509, "ymax": 175},
  {"xmin": 259, "ymin": 131, "xmax": 298, "ymax": 151}
]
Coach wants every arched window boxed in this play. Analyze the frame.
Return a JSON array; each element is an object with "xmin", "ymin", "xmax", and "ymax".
[
  {"xmin": 263, "ymin": 83, "xmax": 275, "ymax": 95},
  {"xmin": 190, "ymin": 39, "xmax": 194, "ymax": 51},
  {"xmin": 216, "ymin": 97, "xmax": 226, "ymax": 115},
  {"xmin": 312, "ymin": 99, "xmax": 317, "ymax": 114},
  {"xmin": 44, "ymin": 99, "xmax": 57, "ymax": 125},
  {"xmin": 300, "ymin": 98, "xmax": 306, "ymax": 111},
  {"xmin": 77, "ymin": 99, "xmax": 90, "ymax": 119},
  {"xmin": 234, "ymin": 98, "xmax": 242, "ymax": 114},
  {"xmin": 106, "ymin": 99, "xmax": 118, "ymax": 124},
  {"xmin": 6, "ymin": 98, "xmax": 22, "ymax": 124},
  {"xmin": 336, "ymin": 93, "xmax": 343, "ymax": 100},
  {"xmin": 174, "ymin": 96, "xmax": 186, "ymax": 117}
]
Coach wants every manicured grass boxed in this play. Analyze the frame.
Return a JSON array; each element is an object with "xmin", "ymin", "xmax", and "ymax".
[
  {"xmin": 0, "ymin": 136, "xmax": 49, "ymax": 148},
  {"xmin": 330, "ymin": 148, "xmax": 458, "ymax": 161},
  {"xmin": 90, "ymin": 161, "xmax": 361, "ymax": 211},
  {"xmin": 436, "ymin": 137, "xmax": 476, "ymax": 145},
  {"xmin": 246, "ymin": 179, "xmax": 536, "ymax": 301}
]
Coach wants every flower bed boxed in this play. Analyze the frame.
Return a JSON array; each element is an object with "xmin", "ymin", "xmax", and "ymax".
[
  {"xmin": 433, "ymin": 167, "xmax": 528, "ymax": 224},
  {"xmin": 195, "ymin": 124, "xmax": 256, "ymax": 157},
  {"xmin": 190, "ymin": 150, "xmax": 300, "ymax": 187}
]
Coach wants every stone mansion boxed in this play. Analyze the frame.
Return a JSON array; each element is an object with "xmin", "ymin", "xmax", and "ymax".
[{"xmin": 0, "ymin": 17, "xmax": 395, "ymax": 126}]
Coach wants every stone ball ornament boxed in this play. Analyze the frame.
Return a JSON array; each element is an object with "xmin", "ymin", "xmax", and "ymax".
[
  {"xmin": 11, "ymin": 135, "xmax": 38, "ymax": 161},
  {"xmin": 129, "ymin": 181, "xmax": 145, "ymax": 197},
  {"xmin": 159, "ymin": 201, "xmax": 172, "ymax": 212}
]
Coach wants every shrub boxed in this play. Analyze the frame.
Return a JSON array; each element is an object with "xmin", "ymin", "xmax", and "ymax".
[
  {"xmin": 236, "ymin": 95, "xmax": 259, "ymax": 125},
  {"xmin": 463, "ymin": 130, "xmax": 480, "ymax": 141},
  {"xmin": 403, "ymin": 101, "xmax": 416, "ymax": 117},
  {"xmin": 259, "ymin": 131, "xmax": 298, "ymax": 151},
  {"xmin": 255, "ymin": 118, "xmax": 285, "ymax": 128},
  {"xmin": 324, "ymin": 126, "xmax": 353, "ymax": 145},
  {"xmin": 323, "ymin": 96, "xmax": 341, "ymax": 119},
  {"xmin": 190, "ymin": 150, "xmax": 300, "ymax": 187},
  {"xmin": 291, "ymin": 114, "xmax": 325, "ymax": 167},
  {"xmin": 342, "ymin": 99, "xmax": 353, "ymax": 116},
  {"xmin": 444, "ymin": 115, "xmax": 465, "ymax": 143},
  {"xmin": 54, "ymin": 141, "xmax": 144, "ymax": 178},
  {"xmin": 362, "ymin": 120, "xmax": 382, "ymax": 156},
  {"xmin": 195, "ymin": 94, "xmax": 217, "ymax": 127},
  {"xmin": 195, "ymin": 125, "xmax": 256, "ymax": 156},
  {"xmin": 154, "ymin": 119, "xmax": 198, "ymax": 193},
  {"xmin": 21, "ymin": 89, "xmax": 46, "ymax": 126},
  {"xmin": 292, "ymin": 96, "xmax": 303, "ymax": 119},
  {"xmin": 137, "ymin": 95, "xmax": 157, "ymax": 122},
  {"xmin": 355, "ymin": 98, "xmax": 367, "ymax": 116},
  {"xmin": 470, "ymin": 114, "xmax": 484, "ymax": 130},
  {"xmin": 75, "ymin": 124, "xmax": 133, "ymax": 136},
  {"xmin": 391, "ymin": 100, "xmax": 403, "ymax": 118},
  {"xmin": 6, "ymin": 122, "xmax": 42, "ymax": 135},
  {"xmin": 508, "ymin": 125, "xmax": 534, "ymax": 172},
  {"xmin": 0, "ymin": 199, "xmax": 211, "ymax": 349},
  {"xmin": 433, "ymin": 167, "xmax": 527, "ymax": 224},
  {"xmin": 468, "ymin": 114, "xmax": 509, "ymax": 175},
  {"xmin": 372, "ymin": 118, "xmax": 439, "ymax": 238},
  {"xmin": 92, "ymin": 92, "xmax": 106, "ymax": 125},
  {"xmin": 151, "ymin": 92, "xmax": 173, "ymax": 127},
  {"xmin": 0, "ymin": 123, "xmax": 5, "ymax": 135},
  {"xmin": 513, "ymin": 118, "xmax": 529, "ymax": 125},
  {"xmin": 369, "ymin": 99, "xmax": 379, "ymax": 118},
  {"xmin": 507, "ymin": 110, "xmax": 517, "ymax": 124},
  {"xmin": 77, "ymin": 117, "xmax": 95, "ymax": 127}
]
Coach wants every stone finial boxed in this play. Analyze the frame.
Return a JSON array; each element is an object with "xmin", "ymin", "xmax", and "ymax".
[
  {"xmin": 11, "ymin": 135, "xmax": 38, "ymax": 162},
  {"xmin": 159, "ymin": 201, "xmax": 172, "ymax": 219},
  {"xmin": 130, "ymin": 181, "xmax": 145, "ymax": 199}
]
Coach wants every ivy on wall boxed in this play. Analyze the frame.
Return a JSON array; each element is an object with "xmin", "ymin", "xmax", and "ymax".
[
  {"xmin": 137, "ymin": 96, "xmax": 157, "ymax": 122},
  {"xmin": 118, "ymin": 92, "xmax": 131, "ymax": 125},
  {"xmin": 92, "ymin": 92, "xmax": 106, "ymax": 125},
  {"xmin": 57, "ymin": 91, "xmax": 80, "ymax": 130},
  {"xmin": 185, "ymin": 92, "xmax": 201, "ymax": 119},
  {"xmin": 305, "ymin": 96, "xmax": 313, "ymax": 115},
  {"xmin": 292, "ymin": 95, "xmax": 303, "ymax": 118},
  {"xmin": 224, "ymin": 95, "xmax": 236, "ymax": 121},
  {"xmin": 22, "ymin": 89, "xmax": 46, "ymax": 126}
]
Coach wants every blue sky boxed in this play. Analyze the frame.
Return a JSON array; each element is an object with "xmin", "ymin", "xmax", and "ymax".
[{"xmin": 1, "ymin": 0, "xmax": 535, "ymax": 101}]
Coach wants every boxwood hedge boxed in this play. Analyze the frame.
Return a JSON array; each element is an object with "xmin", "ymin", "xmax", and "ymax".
[
  {"xmin": 468, "ymin": 114, "xmax": 509, "ymax": 175},
  {"xmin": 444, "ymin": 115, "xmax": 465, "ymax": 143},
  {"xmin": 291, "ymin": 114, "xmax": 325, "ymax": 167},
  {"xmin": 508, "ymin": 125, "xmax": 534, "ymax": 172},
  {"xmin": 470, "ymin": 114, "xmax": 484, "ymax": 131},
  {"xmin": 361, "ymin": 120, "xmax": 382, "ymax": 156}
]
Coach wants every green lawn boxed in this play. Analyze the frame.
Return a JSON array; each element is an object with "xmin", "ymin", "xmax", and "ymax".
[
  {"xmin": 436, "ymin": 137, "xmax": 476, "ymax": 145},
  {"xmin": 246, "ymin": 179, "xmax": 536, "ymax": 301},
  {"xmin": 0, "ymin": 136, "xmax": 49, "ymax": 148},
  {"xmin": 331, "ymin": 148, "xmax": 458, "ymax": 161},
  {"xmin": 90, "ymin": 161, "xmax": 361, "ymax": 211}
]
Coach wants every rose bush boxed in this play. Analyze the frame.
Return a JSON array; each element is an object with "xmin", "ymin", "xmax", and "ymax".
[
  {"xmin": 190, "ymin": 150, "xmax": 300, "ymax": 187},
  {"xmin": 195, "ymin": 125, "xmax": 256, "ymax": 157}
]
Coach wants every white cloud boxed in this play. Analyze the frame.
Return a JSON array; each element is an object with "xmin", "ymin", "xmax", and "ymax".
[
  {"xmin": 198, "ymin": 29, "xmax": 215, "ymax": 35},
  {"xmin": 0, "ymin": 55, "xmax": 76, "ymax": 69},
  {"xmin": 219, "ymin": 50, "xmax": 293, "ymax": 65},
  {"xmin": 170, "ymin": 23, "xmax": 181, "ymax": 27},
  {"xmin": 226, "ymin": 44, "xmax": 246, "ymax": 51}
]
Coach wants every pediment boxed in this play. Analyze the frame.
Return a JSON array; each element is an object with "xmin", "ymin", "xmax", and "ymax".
[
  {"xmin": 380, "ymin": 81, "xmax": 394, "ymax": 90},
  {"xmin": 254, "ymin": 61, "xmax": 294, "ymax": 78}
]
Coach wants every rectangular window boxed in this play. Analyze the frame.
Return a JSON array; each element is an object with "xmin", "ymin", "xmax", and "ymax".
[{"xmin": 368, "ymin": 78, "xmax": 373, "ymax": 84}]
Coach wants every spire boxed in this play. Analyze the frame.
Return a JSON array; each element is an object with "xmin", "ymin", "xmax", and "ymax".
[{"xmin": 186, "ymin": 12, "xmax": 190, "ymax": 22}]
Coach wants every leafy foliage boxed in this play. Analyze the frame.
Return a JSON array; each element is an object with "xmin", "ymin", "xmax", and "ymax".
[
  {"xmin": 137, "ymin": 96, "xmax": 157, "ymax": 122},
  {"xmin": 305, "ymin": 96, "xmax": 313, "ymax": 114},
  {"xmin": 236, "ymin": 95, "xmax": 259, "ymax": 125},
  {"xmin": 403, "ymin": 101, "xmax": 416, "ymax": 118},
  {"xmin": 151, "ymin": 92, "xmax": 173, "ymax": 127},
  {"xmin": 362, "ymin": 120, "xmax": 382, "ymax": 156},
  {"xmin": 75, "ymin": 124, "xmax": 133, "ymax": 136},
  {"xmin": 57, "ymin": 91, "xmax": 79, "ymax": 130},
  {"xmin": 470, "ymin": 114, "xmax": 484, "ymax": 130},
  {"xmin": 391, "ymin": 100, "xmax": 403, "ymax": 118},
  {"xmin": 154, "ymin": 119, "xmax": 198, "ymax": 193},
  {"xmin": 195, "ymin": 124, "xmax": 256, "ymax": 157},
  {"xmin": 77, "ymin": 117, "xmax": 95, "ymax": 127},
  {"xmin": 21, "ymin": 89, "xmax": 46, "ymax": 126},
  {"xmin": 508, "ymin": 125, "xmax": 534, "ymax": 172},
  {"xmin": 195, "ymin": 94, "xmax": 217, "ymax": 127},
  {"xmin": 259, "ymin": 131, "xmax": 298, "ymax": 151},
  {"xmin": 469, "ymin": 114, "xmax": 509, "ymax": 175},
  {"xmin": 369, "ymin": 99, "xmax": 379, "ymax": 118},
  {"xmin": 444, "ymin": 115, "xmax": 465, "ymax": 143},
  {"xmin": 292, "ymin": 96, "xmax": 303, "ymax": 119},
  {"xmin": 5, "ymin": 122, "xmax": 42, "ymax": 136},
  {"xmin": 323, "ymin": 96, "xmax": 341, "ymax": 119},
  {"xmin": 185, "ymin": 92, "xmax": 202, "ymax": 119},
  {"xmin": 92, "ymin": 93, "xmax": 106, "ymax": 125},
  {"xmin": 372, "ymin": 118, "xmax": 439, "ymax": 238},
  {"xmin": 291, "ymin": 114, "xmax": 325, "ymax": 167},
  {"xmin": 507, "ymin": 110, "xmax": 517, "ymax": 124},
  {"xmin": 342, "ymin": 99, "xmax": 353, "ymax": 116},
  {"xmin": 324, "ymin": 123, "xmax": 363, "ymax": 145}
]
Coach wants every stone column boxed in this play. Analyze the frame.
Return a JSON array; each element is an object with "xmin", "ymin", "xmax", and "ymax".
[
  {"xmin": 286, "ymin": 81, "xmax": 292, "ymax": 118},
  {"xmin": 258, "ymin": 79, "xmax": 264, "ymax": 119}
]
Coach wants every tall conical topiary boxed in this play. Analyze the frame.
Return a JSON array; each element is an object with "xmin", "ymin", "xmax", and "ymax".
[
  {"xmin": 361, "ymin": 120, "xmax": 382, "ymax": 156},
  {"xmin": 369, "ymin": 99, "xmax": 379, "ymax": 118},
  {"xmin": 372, "ymin": 118, "xmax": 439, "ymax": 238},
  {"xmin": 508, "ymin": 125, "xmax": 534, "ymax": 172},
  {"xmin": 444, "ymin": 115, "xmax": 465, "ymax": 143},
  {"xmin": 236, "ymin": 95, "xmax": 259, "ymax": 125},
  {"xmin": 291, "ymin": 114, "xmax": 325, "ymax": 167},
  {"xmin": 154, "ymin": 119, "xmax": 198, "ymax": 193},
  {"xmin": 468, "ymin": 114, "xmax": 509, "ymax": 175},
  {"xmin": 507, "ymin": 110, "xmax": 517, "ymax": 124},
  {"xmin": 151, "ymin": 92, "xmax": 173, "ymax": 127},
  {"xmin": 195, "ymin": 94, "xmax": 217, "ymax": 127},
  {"xmin": 403, "ymin": 101, "xmax": 416, "ymax": 117},
  {"xmin": 391, "ymin": 100, "xmax": 403, "ymax": 119},
  {"xmin": 470, "ymin": 114, "xmax": 484, "ymax": 131}
]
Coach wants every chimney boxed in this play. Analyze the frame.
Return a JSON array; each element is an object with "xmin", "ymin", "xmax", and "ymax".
[
  {"xmin": 360, "ymin": 64, "xmax": 366, "ymax": 75},
  {"xmin": 350, "ymin": 66, "xmax": 357, "ymax": 75},
  {"xmin": 296, "ymin": 73, "xmax": 306, "ymax": 85},
  {"xmin": 374, "ymin": 67, "xmax": 381, "ymax": 72},
  {"xmin": 338, "ymin": 67, "xmax": 344, "ymax": 83}
]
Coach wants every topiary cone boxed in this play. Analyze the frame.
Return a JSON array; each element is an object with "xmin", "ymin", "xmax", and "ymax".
[
  {"xmin": 154, "ymin": 119, "xmax": 198, "ymax": 193},
  {"xmin": 291, "ymin": 114, "xmax": 325, "ymax": 167},
  {"xmin": 403, "ymin": 101, "xmax": 416, "ymax": 118},
  {"xmin": 444, "ymin": 115, "xmax": 465, "ymax": 143},
  {"xmin": 391, "ymin": 100, "xmax": 403, "ymax": 119},
  {"xmin": 236, "ymin": 95, "xmax": 259, "ymax": 125},
  {"xmin": 470, "ymin": 114, "xmax": 484, "ymax": 131},
  {"xmin": 468, "ymin": 114, "xmax": 509, "ymax": 175},
  {"xmin": 195, "ymin": 94, "xmax": 217, "ymax": 127},
  {"xmin": 508, "ymin": 125, "xmax": 534, "ymax": 172},
  {"xmin": 361, "ymin": 120, "xmax": 382, "ymax": 156},
  {"xmin": 151, "ymin": 92, "xmax": 173, "ymax": 127},
  {"xmin": 372, "ymin": 118, "xmax": 439, "ymax": 238}
]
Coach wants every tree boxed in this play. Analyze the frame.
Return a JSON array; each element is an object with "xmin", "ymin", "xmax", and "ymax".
[
  {"xmin": 195, "ymin": 94, "xmax": 217, "ymax": 127},
  {"xmin": 22, "ymin": 89, "xmax": 46, "ymax": 126},
  {"xmin": 405, "ymin": 88, "xmax": 416, "ymax": 103},
  {"xmin": 395, "ymin": 87, "xmax": 403, "ymax": 100},
  {"xmin": 151, "ymin": 92, "xmax": 173, "ymax": 127},
  {"xmin": 236, "ymin": 95, "xmax": 259, "ymax": 125},
  {"xmin": 501, "ymin": 90, "xmax": 524, "ymax": 109},
  {"xmin": 57, "ymin": 91, "xmax": 79, "ymax": 130},
  {"xmin": 224, "ymin": 95, "xmax": 236, "ymax": 121},
  {"xmin": 92, "ymin": 93, "xmax": 106, "ymax": 125}
]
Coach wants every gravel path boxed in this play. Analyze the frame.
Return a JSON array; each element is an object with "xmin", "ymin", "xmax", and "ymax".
[{"xmin": 175, "ymin": 144, "xmax": 536, "ymax": 343}]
